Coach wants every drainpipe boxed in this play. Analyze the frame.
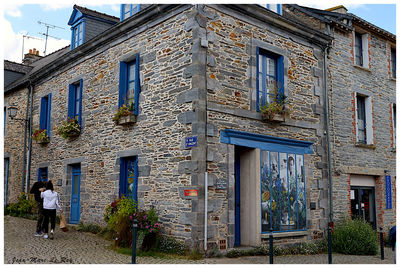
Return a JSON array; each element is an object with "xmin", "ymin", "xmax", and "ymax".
[
  {"xmin": 323, "ymin": 24, "xmax": 333, "ymax": 223},
  {"xmin": 25, "ymin": 81, "xmax": 34, "ymax": 193},
  {"xmin": 204, "ymin": 171, "xmax": 208, "ymax": 252},
  {"xmin": 21, "ymin": 84, "xmax": 30, "ymax": 192}
]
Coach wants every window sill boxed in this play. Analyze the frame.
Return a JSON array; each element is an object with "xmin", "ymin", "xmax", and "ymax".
[
  {"xmin": 390, "ymin": 77, "xmax": 396, "ymax": 82},
  {"xmin": 353, "ymin": 65, "xmax": 371, "ymax": 72},
  {"xmin": 261, "ymin": 230, "xmax": 308, "ymax": 239},
  {"xmin": 355, "ymin": 143, "xmax": 376, "ymax": 149}
]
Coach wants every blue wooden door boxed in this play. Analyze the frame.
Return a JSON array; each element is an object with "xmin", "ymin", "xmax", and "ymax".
[
  {"xmin": 70, "ymin": 166, "xmax": 81, "ymax": 224},
  {"xmin": 234, "ymin": 152, "xmax": 241, "ymax": 246},
  {"xmin": 120, "ymin": 157, "xmax": 138, "ymax": 202}
]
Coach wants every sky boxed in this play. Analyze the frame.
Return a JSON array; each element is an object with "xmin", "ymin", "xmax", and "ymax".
[{"xmin": 1, "ymin": 1, "xmax": 398, "ymax": 64}]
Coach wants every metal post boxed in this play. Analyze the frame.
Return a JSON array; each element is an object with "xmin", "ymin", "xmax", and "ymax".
[
  {"xmin": 328, "ymin": 225, "xmax": 332, "ymax": 264},
  {"xmin": 380, "ymin": 227, "xmax": 384, "ymax": 260},
  {"xmin": 269, "ymin": 228, "xmax": 273, "ymax": 264},
  {"xmin": 132, "ymin": 219, "xmax": 137, "ymax": 264}
]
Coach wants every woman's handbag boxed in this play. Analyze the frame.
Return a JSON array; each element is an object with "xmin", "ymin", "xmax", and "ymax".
[{"xmin": 59, "ymin": 212, "xmax": 69, "ymax": 232}]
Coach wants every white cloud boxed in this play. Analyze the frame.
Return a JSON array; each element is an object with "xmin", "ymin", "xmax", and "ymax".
[
  {"xmin": 3, "ymin": 17, "xmax": 70, "ymax": 63},
  {"xmin": 110, "ymin": 4, "xmax": 120, "ymax": 13},
  {"xmin": 40, "ymin": 4, "xmax": 72, "ymax": 11},
  {"xmin": 4, "ymin": 3, "xmax": 23, "ymax": 17},
  {"xmin": 306, "ymin": 3, "xmax": 369, "ymax": 11}
]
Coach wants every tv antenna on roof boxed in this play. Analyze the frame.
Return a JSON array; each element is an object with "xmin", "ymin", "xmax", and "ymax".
[
  {"xmin": 38, "ymin": 21, "xmax": 64, "ymax": 56},
  {"xmin": 22, "ymin": 34, "xmax": 42, "ymax": 62}
]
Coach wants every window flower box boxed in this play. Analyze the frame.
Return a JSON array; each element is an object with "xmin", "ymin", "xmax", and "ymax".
[
  {"xmin": 56, "ymin": 118, "xmax": 81, "ymax": 139},
  {"xmin": 32, "ymin": 129, "xmax": 50, "ymax": 144},
  {"xmin": 113, "ymin": 103, "xmax": 136, "ymax": 126},
  {"xmin": 260, "ymin": 88, "xmax": 289, "ymax": 123}
]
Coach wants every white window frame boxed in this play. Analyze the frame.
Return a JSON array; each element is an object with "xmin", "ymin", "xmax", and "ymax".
[
  {"xmin": 392, "ymin": 103, "xmax": 396, "ymax": 148},
  {"xmin": 355, "ymin": 93, "xmax": 373, "ymax": 145},
  {"xmin": 353, "ymin": 31, "xmax": 370, "ymax": 68}
]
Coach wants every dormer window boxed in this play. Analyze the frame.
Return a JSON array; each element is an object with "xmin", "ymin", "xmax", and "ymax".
[
  {"xmin": 266, "ymin": 4, "xmax": 282, "ymax": 15},
  {"xmin": 72, "ymin": 23, "xmax": 84, "ymax": 49},
  {"xmin": 120, "ymin": 4, "xmax": 141, "ymax": 21}
]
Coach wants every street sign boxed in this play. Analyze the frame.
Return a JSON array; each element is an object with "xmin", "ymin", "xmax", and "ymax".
[{"xmin": 185, "ymin": 136, "xmax": 198, "ymax": 148}]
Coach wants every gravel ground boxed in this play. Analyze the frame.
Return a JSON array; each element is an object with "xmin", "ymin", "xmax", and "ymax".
[{"xmin": 4, "ymin": 216, "xmax": 395, "ymax": 264}]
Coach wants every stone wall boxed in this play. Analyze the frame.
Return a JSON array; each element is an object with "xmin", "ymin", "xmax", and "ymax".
[
  {"xmin": 199, "ymin": 5, "xmax": 329, "ymax": 248},
  {"xmin": 27, "ymin": 7, "xmax": 196, "ymax": 246},
  {"xmin": 328, "ymin": 27, "xmax": 396, "ymax": 229},
  {"xmin": 4, "ymin": 88, "xmax": 29, "ymax": 203}
]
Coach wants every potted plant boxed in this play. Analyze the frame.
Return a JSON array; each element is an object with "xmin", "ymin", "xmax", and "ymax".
[
  {"xmin": 32, "ymin": 128, "xmax": 50, "ymax": 144},
  {"xmin": 56, "ymin": 117, "xmax": 81, "ymax": 139},
  {"xmin": 113, "ymin": 101, "xmax": 136, "ymax": 125},
  {"xmin": 259, "ymin": 87, "xmax": 290, "ymax": 122}
]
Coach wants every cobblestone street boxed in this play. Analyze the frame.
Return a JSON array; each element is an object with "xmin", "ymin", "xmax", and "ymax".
[{"xmin": 4, "ymin": 216, "xmax": 395, "ymax": 264}]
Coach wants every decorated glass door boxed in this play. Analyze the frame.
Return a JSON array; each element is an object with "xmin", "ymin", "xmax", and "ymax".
[{"xmin": 261, "ymin": 151, "xmax": 306, "ymax": 233}]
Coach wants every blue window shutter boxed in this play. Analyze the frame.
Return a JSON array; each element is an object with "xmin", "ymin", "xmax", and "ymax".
[
  {"xmin": 78, "ymin": 79, "xmax": 83, "ymax": 125},
  {"xmin": 38, "ymin": 168, "xmax": 42, "ymax": 182},
  {"xmin": 39, "ymin": 97, "xmax": 47, "ymax": 130},
  {"xmin": 256, "ymin": 47, "xmax": 260, "ymax": 111},
  {"xmin": 277, "ymin": 56, "xmax": 284, "ymax": 95},
  {"xmin": 277, "ymin": 4, "xmax": 282, "ymax": 15},
  {"xmin": 68, "ymin": 84, "xmax": 75, "ymax": 120},
  {"xmin": 134, "ymin": 54, "xmax": 140, "ymax": 116},
  {"xmin": 46, "ymin": 93, "xmax": 52, "ymax": 136},
  {"xmin": 119, "ymin": 62, "xmax": 128, "ymax": 108}
]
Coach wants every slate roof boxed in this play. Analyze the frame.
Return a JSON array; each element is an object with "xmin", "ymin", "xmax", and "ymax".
[
  {"xmin": 73, "ymin": 5, "xmax": 120, "ymax": 23},
  {"xmin": 4, "ymin": 60, "xmax": 33, "ymax": 74}
]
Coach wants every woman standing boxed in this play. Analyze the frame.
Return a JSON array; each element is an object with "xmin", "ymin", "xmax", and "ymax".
[{"xmin": 40, "ymin": 180, "xmax": 63, "ymax": 239}]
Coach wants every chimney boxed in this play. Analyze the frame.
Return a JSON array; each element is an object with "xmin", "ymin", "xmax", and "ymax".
[
  {"xmin": 325, "ymin": 5, "xmax": 348, "ymax": 14},
  {"xmin": 22, "ymin": 48, "xmax": 43, "ymax": 65}
]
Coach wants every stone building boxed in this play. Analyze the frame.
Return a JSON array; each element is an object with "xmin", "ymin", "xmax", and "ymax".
[
  {"xmin": 4, "ymin": 4, "xmax": 395, "ymax": 251},
  {"xmin": 284, "ymin": 5, "xmax": 396, "ymax": 233}
]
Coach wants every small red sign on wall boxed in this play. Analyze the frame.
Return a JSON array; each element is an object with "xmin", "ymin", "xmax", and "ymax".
[{"xmin": 184, "ymin": 189, "xmax": 198, "ymax": 197}]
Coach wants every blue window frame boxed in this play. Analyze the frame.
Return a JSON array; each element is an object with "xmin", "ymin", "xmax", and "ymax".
[
  {"xmin": 68, "ymin": 79, "xmax": 83, "ymax": 125},
  {"xmin": 39, "ymin": 94, "xmax": 52, "ymax": 136},
  {"xmin": 256, "ymin": 48, "xmax": 284, "ymax": 111},
  {"xmin": 356, "ymin": 95, "xmax": 367, "ymax": 144},
  {"xmin": 120, "ymin": 4, "xmax": 141, "ymax": 21},
  {"xmin": 38, "ymin": 167, "xmax": 48, "ymax": 182},
  {"xmin": 266, "ymin": 4, "xmax": 282, "ymax": 15},
  {"xmin": 354, "ymin": 33, "xmax": 363, "ymax": 66},
  {"xmin": 261, "ymin": 151, "xmax": 306, "ymax": 233},
  {"xmin": 119, "ymin": 55, "xmax": 140, "ymax": 115},
  {"xmin": 71, "ymin": 22, "xmax": 84, "ymax": 49},
  {"xmin": 119, "ymin": 156, "xmax": 138, "ymax": 201},
  {"xmin": 391, "ymin": 48, "xmax": 396, "ymax": 79}
]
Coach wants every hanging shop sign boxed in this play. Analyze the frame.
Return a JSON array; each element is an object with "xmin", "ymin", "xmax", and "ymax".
[
  {"xmin": 184, "ymin": 189, "xmax": 198, "ymax": 197},
  {"xmin": 386, "ymin": 175, "xmax": 392, "ymax": 209}
]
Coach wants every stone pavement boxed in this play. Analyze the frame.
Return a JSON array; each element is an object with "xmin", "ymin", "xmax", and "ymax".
[{"xmin": 4, "ymin": 216, "xmax": 395, "ymax": 264}]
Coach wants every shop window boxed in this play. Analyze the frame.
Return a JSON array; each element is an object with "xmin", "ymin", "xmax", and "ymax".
[
  {"xmin": 261, "ymin": 151, "xmax": 306, "ymax": 232},
  {"xmin": 119, "ymin": 156, "xmax": 138, "ymax": 201}
]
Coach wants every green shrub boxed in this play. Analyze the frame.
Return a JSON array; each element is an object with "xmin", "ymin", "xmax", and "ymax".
[
  {"xmin": 5, "ymin": 193, "xmax": 36, "ymax": 218},
  {"xmin": 157, "ymin": 235, "xmax": 187, "ymax": 255},
  {"xmin": 332, "ymin": 218, "xmax": 378, "ymax": 255},
  {"xmin": 77, "ymin": 222, "xmax": 102, "ymax": 234},
  {"xmin": 226, "ymin": 249, "xmax": 242, "ymax": 258}
]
